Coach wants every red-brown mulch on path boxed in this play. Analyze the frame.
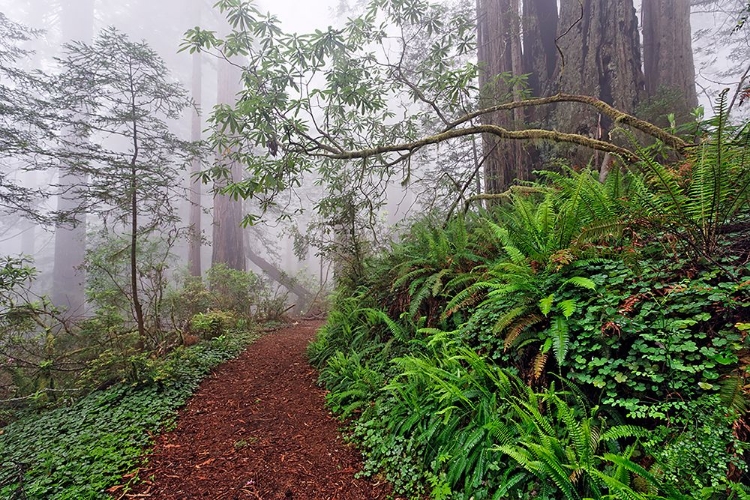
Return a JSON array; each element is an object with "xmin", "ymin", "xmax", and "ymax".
[{"xmin": 122, "ymin": 320, "xmax": 392, "ymax": 500}]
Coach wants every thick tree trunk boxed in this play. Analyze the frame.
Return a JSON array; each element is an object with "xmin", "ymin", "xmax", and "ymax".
[
  {"xmin": 521, "ymin": 0, "xmax": 559, "ymax": 172},
  {"xmin": 553, "ymin": 0, "xmax": 644, "ymax": 168},
  {"xmin": 212, "ymin": 58, "xmax": 246, "ymax": 271},
  {"xmin": 52, "ymin": 0, "xmax": 94, "ymax": 316},
  {"xmin": 477, "ymin": 0, "xmax": 528, "ymax": 195},
  {"xmin": 522, "ymin": 0, "xmax": 558, "ymax": 98},
  {"xmin": 642, "ymin": 0, "xmax": 698, "ymax": 123},
  {"xmin": 188, "ymin": 0, "xmax": 202, "ymax": 277}
]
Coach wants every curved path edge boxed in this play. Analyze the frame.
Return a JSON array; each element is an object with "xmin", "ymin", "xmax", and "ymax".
[{"xmin": 120, "ymin": 320, "xmax": 392, "ymax": 500}]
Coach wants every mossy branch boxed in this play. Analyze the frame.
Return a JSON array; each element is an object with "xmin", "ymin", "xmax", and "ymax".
[
  {"xmin": 314, "ymin": 124, "xmax": 641, "ymax": 164},
  {"xmin": 445, "ymin": 93, "xmax": 690, "ymax": 152}
]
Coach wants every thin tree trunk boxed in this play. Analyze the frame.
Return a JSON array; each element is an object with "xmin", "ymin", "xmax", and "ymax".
[
  {"xmin": 187, "ymin": 0, "xmax": 203, "ymax": 277},
  {"xmin": 52, "ymin": 0, "xmax": 94, "ymax": 316},
  {"xmin": 246, "ymin": 247, "xmax": 314, "ymax": 304},
  {"xmin": 130, "ymin": 88, "xmax": 146, "ymax": 343}
]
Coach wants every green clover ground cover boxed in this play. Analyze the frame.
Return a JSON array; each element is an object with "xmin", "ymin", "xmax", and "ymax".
[{"xmin": 0, "ymin": 331, "xmax": 258, "ymax": 499}]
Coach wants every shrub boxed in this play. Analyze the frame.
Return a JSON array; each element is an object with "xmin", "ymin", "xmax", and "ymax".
[{"xmin": 189, "ymin": 310, "xmax": 236, "ymax": 339}]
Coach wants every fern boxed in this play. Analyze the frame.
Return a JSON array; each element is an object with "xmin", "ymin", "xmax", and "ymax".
[
  {"xmin": 630, "ymin": 89, "xmax": 750, "ymax": 256},
  {"xmin": 719, "ymin": 375, "xmax": 749, "ymax": 415},
  {"xmin": 494, "ymin": 388, "xmax": 668, "ymax": 500}
]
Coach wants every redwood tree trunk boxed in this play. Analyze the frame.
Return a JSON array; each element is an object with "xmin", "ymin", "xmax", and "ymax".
[
  {"xmin": 522, "ymin": 0, "xmax": 558, "ymax": 98},
  {"xmin": 642, "ymin": 0, "xmax": 698, "ymax": 123},
  {"xmin": 521, "ymin": 0, "xmax": 559, "ymax": 172},
  {"xmin": 553, "ymin": 0, "xmax": 644, "ymax": 168},
  {"xmin": 212, "ymin": 58, "xmax": 246, "ymax": 271},
  {"xmin": 52, "ymin": 0, "xmax": 93, "ymax": 316},
  {"xmin": 477, "ymin": 0, "xmax": 528, "ymax": 195}
]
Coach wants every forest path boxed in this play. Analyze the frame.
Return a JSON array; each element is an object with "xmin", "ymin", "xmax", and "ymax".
[{"xmin": 123, "ymin": 320, "xmax": 391, "ymax": 500}]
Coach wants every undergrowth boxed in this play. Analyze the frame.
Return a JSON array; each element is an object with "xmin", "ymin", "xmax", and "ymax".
[
  {"xmin": 309, "ymin": 99, "xmax": 750, "ymax": 499},
  {"xmin": 0, "ymin": 330, "xmax": 259, "ymax": 499}
]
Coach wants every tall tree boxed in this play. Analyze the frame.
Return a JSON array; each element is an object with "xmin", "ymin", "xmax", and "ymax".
[
  {"xmin": 553, "ymin": 0, "xmax": 645, "ymax": 167},
  {"xmin": 643, "ymin": 0, "xmax": 699, "ymax": 123},
  {"xmin": 58, "ymin": 28, "xmax": 193, "ymax": 342},
  {"xmin": 521, "ymin": 0, "xmax": 559, "ymax": 173},
  {"xmin": 211, "ymin": 57, "xmax": 246, "ymax": 271},
  {"xmin": 522, "ymin": 0, "xmax": 558, "ymax": 99},
  {"xmin": 51, "ymin": 0, "xmax": 93, "ymax": 316},
  {"xmin": 188, "ymin": 0, "xmax": 203, "ymax": 277},
  {"xmin": 477, "ymin": 0, "xmax": 529, "ymax": 194}
]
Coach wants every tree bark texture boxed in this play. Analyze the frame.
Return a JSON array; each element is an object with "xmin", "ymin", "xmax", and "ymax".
[
  {"xmin": 642, "ymin": 0, "xmax": 699, "ymax": 121},
  {"xmin": 212, "ymin": 58, "xmax": 246, "ymax": 271},
  {"xmin": 553, "ymin": 0, "xmax": 644, "ymax": 167},
  {"xmin": 521, "ymin": 0, "xmax": 559, "ymax": 174},
  {"xmin": 522, "ymin": 0, "xmax": 559, "ymax": 98},
  {"xmin": 477, "ymin": 0, "xmax": 529, "ymax": 195},
  {"xmin": 52, "ymin": 0, "xmax": 94, "ymax": 316}
]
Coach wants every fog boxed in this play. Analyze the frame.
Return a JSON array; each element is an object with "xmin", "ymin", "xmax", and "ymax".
[
  {"xmin": 0, "ymin": 0, "xmax": 743, "ymax": 317},
  {"xmin": 0, "ymin": 0, "xmax": 357, "ymax": 315}
]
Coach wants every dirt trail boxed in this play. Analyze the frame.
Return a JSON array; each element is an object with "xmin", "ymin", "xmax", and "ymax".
[{"xmin": 123, "ymin": 320, "xmax": 391, "ymax": 499}]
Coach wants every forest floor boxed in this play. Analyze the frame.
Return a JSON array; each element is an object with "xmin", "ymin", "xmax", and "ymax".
[{"xmin": 121, "ymin": 319, "xmax": 392, "ymax": 500}]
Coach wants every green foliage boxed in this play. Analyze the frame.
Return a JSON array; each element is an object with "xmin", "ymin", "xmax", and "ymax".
[
  {"xmin": 632, "ymin": 90, "xmax": 750, "ymax": 258},
  {"xmin": 389, "ymin": 216, "xmax": 482, "ymax": 326},
  {"xmin": 164, "ymin": 273, "xmax": 212, "ymax": 326},
  {"xmin": 85, "ymin": 233, "xmax": 176, "ymax": 344},
  {"xmin": 643, "ymin": 395, "xmax": 748, "ymax": 493},
  {"xmin": 0, "ymin": 258, "xmax": 87, "ymax": 405},
  {"xmin": 445, "ymin": 225, "xmax": 598, "ymax": 378},
  {"xmin": 0, "ymin": 331, "xmax": 258, "ymax": 499},
  {"xmin": 345, "ymin": 332, "xmax": 524, "ymax": 499},
  {"xmin": 308, "ymin": 100, "xmax": 750, "ymax": 498},
  {"xmin": 495, "ymin": 389, "xmax": 681, "ymax": 500},
  {"xmin": 0, "ymin": 258, "xmax": 35, "ymax": 299},
  {"xmin": 565, "ymin": 259, "xmax": 749, "ymax": 420},
  {"xmin": 307, "ymin": 290, "xmax": 380, "ymax": 368},
  {"xmin": 204, "ymin": 263, "xmax": 263, "ymax": 319},
  {"xmin": 320, "ymin": 350, "xmax": 382, "ymax": 419},
  {"xmin": 0, "ymin": 14, "xmax": 66, "ymax": 224},
  {"xmin": 311, "ymin": 156, "xmax": 749, "ymax": 498},
  {"xmin": 57, "ymin": 27, "xmax": 195, "ymax": 226},
  {"xmin": 166, "ymin": 264, "xmax": 272, "ymax": 328},
  {"xmin": 190, "ymin": 310, "xmax": 235, "ymax": 339},
  {"xmin": 536, "ymin": 166, "xmax": 633, "ymax": 249},
  {"xmin": 182, "ymin": 0, "xmax": 479, "ymax": 223}
]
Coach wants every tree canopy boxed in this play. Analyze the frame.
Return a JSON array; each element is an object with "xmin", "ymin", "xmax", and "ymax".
[{"xmin": 182, "ymin": 0, "xmax": 691, "ymax": 225}]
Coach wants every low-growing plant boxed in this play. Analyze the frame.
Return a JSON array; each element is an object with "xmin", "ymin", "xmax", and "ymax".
[
  {"xmin": 0, "ymin": 329, "xmax": 259, "ymax": 499},
  {"xmin": 643, "ymin": 394, "xmax": 748, "ymax": 494},
  {"xmin": 564, "ymin": 258, "xmax": 749, "ymax": 420}
]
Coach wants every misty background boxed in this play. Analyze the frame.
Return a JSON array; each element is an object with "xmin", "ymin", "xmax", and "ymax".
[{"xmin": 0, "ymin": 0, "xmax": 744, "ymax": 314}]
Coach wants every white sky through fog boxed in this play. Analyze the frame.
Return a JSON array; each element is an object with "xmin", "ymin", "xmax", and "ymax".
[{"xmin": 259, "ymin": 0, "xmax": 340, "ymax": 32}]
